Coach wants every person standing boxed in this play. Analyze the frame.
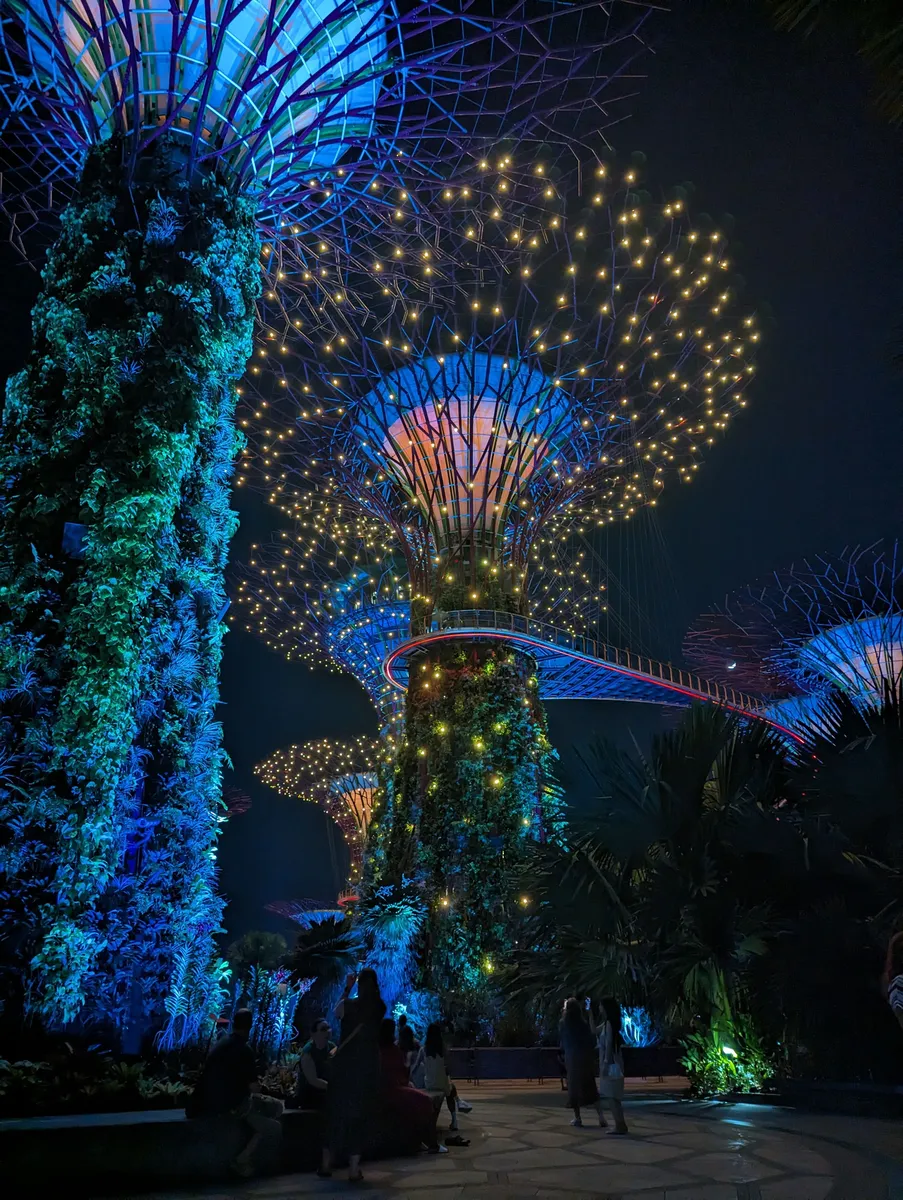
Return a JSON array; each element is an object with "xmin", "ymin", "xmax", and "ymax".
[
  {"xmin": 318, "ymin": 969, "xmax": 386, "ymax": 1183},
  {"xmin": 597, "ymin": 998, "xmax": 629, "ymax": 1134},
  {"xmin": 559, "ymin": 997, "xmax": 604, "ymax": 1128}
]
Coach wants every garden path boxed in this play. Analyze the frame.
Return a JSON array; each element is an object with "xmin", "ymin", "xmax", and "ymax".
[{"xmin": 130, "ymin": 1084, "xmax": 903, "ymax": 1200}]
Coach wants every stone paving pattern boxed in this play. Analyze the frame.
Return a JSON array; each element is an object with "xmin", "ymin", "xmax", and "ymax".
[{"xmin": 128, "ymin": 1086, "xmax": 902, "ymax": 1200}]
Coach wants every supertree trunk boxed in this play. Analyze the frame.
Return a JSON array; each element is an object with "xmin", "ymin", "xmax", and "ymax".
[
  {"xmin": 387, "ymin": 642, "xmax": 562, "ymax": 1005},
  {"xmin": 0, "ymin": 136, "xmax": 258, "ymax": 1026}
]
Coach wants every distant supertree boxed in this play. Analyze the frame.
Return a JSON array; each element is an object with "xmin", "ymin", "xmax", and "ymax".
[
  {"xmin": 684, "ymin": 543, "xmax": 903, "ymax": 739},
  {"xmin": 247, "ymin": 156, "xmax": 760, "ymax": 622},
  {"xmin": 241, "ymin": 155, "xmax": 763, "ymax": 1001},
  {"xmin": 256, "ymin": 735, "xmax": 383, "ymax": 893},
  {"xmin": 236, "ymin": 529, "xmax": 409, "ymax": 739},
  {"xmin": 0, "ymin": 1, "xmax": 654, "ymax": 1028}
]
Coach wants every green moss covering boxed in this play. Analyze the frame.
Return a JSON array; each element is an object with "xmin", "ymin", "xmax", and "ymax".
[{"xmin": 0, "ymin": 136, "xmax": 259, "ymax": 1029}]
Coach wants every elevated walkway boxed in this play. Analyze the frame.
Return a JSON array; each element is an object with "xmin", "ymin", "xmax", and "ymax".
[{"xmin": 382, "ymin": 609, "xmax": 800, "ymax": 741}]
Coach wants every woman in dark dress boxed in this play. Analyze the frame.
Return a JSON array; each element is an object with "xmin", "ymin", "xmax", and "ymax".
[
  {"xmin": 559, "ymin": 997, "xmax": 603, "ymax": 1127},
  {"xmin": 318, "ymin": 968, "xmax": 386, "ymax": 1183}
]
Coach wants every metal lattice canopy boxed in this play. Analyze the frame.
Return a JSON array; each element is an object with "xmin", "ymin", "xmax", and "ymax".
[
  {"xmin": 0, "ymin": 0, "xmax": 657, "ymax": 251},
  {"xmin": 254, "ymin": 734, "xmax": 384, "ymax": 885},
  {"xmin": 683, "ymin": 542, "xmax": 903, "ymax": 736},
  {"xmin": 241, "ymin": 155, "xmax": 762, "ymax": 617},
  {"xmin": 231, "ymin": 517, "xmax": 609, "ymax": 734}
]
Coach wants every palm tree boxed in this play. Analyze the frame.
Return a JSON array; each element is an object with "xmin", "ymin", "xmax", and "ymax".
[
  {"xmin": 287, "ymin": 916, "xmax": 362, "ymax": 1019},
  {"xmin": 770, "ymin": 0, "xmax": 903, "ymax": 125},
  {"xmin": 515, "ymin": 704, "xmax": 899, "ymax": 1087}
]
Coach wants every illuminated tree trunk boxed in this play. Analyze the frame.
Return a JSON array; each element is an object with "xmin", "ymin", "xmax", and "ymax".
[
  {"xmin": 387, "ymin": 642, "xmax": 562, "ymax": 1003},
  {"xmin": 0, "ymin": 136, "xmax": 258, "ymax": 1027}
]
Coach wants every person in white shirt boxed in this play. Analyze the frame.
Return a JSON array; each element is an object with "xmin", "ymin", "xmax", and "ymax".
[
  {"xmin": 415, "ymin": 1022, "xmax": 468, "ymax": 1138},
  {"xmin": 594, "ymin": 998, "xmax": 629, "ymax": 1135}
]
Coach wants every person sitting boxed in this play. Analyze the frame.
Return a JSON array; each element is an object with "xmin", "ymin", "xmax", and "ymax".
[
  {"xmin": 377, "ymin": 1018, "xmax": 446, "ymax": 1154},
  {"xmin": 416, "ymin": 1021, "xmax": 468, "ymax": 1141},
  {"xmin": 397, "ymin": 1020, "xmax": 420, "ymax": 1074},
  {"xmin": 189, "ymin": 1008, "xmax": 284, "ymax": 1178},
  {"xmin": 296, "ymin": 1017, "xmax": 335, "ymax": 1110}
]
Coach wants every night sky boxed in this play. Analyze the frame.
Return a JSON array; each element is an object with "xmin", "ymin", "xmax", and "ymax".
[{"xmin": 1, "ymin": 1, "xmax": 900, "ymax": 943}]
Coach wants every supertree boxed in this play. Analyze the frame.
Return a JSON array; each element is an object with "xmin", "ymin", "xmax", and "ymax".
[
  {"xmin": 232, "ymin": 512, "xmax": 610, "ymax": 742},
  {"xmin": 255, "ymin": 736, "xmax": 383, "ymax": 895},
  {"xmin": 684, "ymin": 543, "xmax": 903, "ymax": 740},
  {"xmin": 236, "ymin": 528, "xmax": 410, "ymax": 740},
  {"xmin": 241, "ymin": 155, "xmax": 763, "ymax": 1001},
  {"xmin": 0, "ymin": 1, "xmax": 655, "ymax": 1028}
]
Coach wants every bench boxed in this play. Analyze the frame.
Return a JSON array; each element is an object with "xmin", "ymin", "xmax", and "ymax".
[
  {"xmin": 0, "ymin": 1105, "xmax": 321, "ymax": 1193},
  {"xmin": 0, "ymin": 1098, "xmax": 431, "ymax": 1193}
]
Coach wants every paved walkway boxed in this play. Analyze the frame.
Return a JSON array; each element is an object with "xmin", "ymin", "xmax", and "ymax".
[{"xmin": 132, "ymin": 1085, "xmax": 903, "ymax": 1200}]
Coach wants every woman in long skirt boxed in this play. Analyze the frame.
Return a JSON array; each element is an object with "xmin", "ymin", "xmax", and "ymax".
[
  {"xmin": 319, "ymin": 968, "xmax": 386, "ymax": 1183},
  {"xmin": 559, "ymin": 997, "xmax": 604, "ymax": 1127}
]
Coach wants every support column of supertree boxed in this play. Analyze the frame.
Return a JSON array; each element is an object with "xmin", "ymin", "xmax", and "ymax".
[
  {"xmin": 683, "ymin": 542, "xmax": 903, "ymax": 742},
  {"xmin": 232, "ymin": 513, "xmax": 593, "ymax": 901},
  {"xmin": 0, "ymin": 0, "xmax": 654, "ymax": 1030},
  {"xmin": 241, "ymin": 153, "xmax": 764, "ymax": 1005}
]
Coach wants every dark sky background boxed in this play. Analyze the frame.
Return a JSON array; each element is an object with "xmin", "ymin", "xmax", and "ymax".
[{"xmin": 1, "ymin": 0, "xmax": 900, "ymax": 944}]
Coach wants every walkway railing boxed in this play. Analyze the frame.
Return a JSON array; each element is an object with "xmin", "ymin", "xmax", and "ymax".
[{"xmin": 428, "ymin": 609, "xmax": 767, "ymax": 715}]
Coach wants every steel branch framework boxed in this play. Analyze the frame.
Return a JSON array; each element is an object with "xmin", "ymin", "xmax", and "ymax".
[
  {"xmin": 255, "ymin": 735, "xmax": 384, "ymax": 887},
  {"xmin": 244, "ymin": 155, "xmax": 762, "ymax": 627},
  {"xmin": 683, "ymin": 542, "xmax": 903, "ymax": 738},
  {"xmin": 0, "ymin": 0, "xmax": 657, "ymax": 252}
]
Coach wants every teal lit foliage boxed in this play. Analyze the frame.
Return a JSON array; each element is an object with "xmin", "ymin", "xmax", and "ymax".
[
  {"xmin": 681, "ymin": 1015, "xmax": 771, "ymax": 1096},
  {"xmin": 621, "ymin": 1007, "xmax": 661, "ymax": 1049},
  {"xmin": 157, "ymin": 947, "xmax": 232, "ymax": 1053},
  {"xmin": 378, "ymin": 643, "xmax": 560, "ymax": 1001},
  {"xmin": 356, "ymin": 885, "xmax": 427, "ymax": 1011},
  {"xmin": 232, "ymin": 966, "xmax": 311, "ymax": 1064},
  {"xmin": 393, "ymin": 990, "xmax": 442, "ymax": 1034},
  {"xmin": 0, "ymin": 135, "xmax": 259, "ymax": 1028}
]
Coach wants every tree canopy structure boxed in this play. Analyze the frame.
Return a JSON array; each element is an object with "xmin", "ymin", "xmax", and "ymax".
[
  {"xmin": 255, "ymin": 735, "xmax": 383, "ymax": 894},
  {"xmin": 684, "ymin": 542, "xmax": 903, "ymax": 741},
  {"xmin": 241, "ymin": 155, "xmax": 764, "ymax": 1006}
]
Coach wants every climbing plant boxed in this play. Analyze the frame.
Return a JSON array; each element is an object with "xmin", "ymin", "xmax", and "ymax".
[
  {"xmin": 0, "ymin": 135, "xmax": 259, "ymax": 1029},
  {"xmin": 377, "ymin": 643, "xmax": 563, "ymax": 1005}
]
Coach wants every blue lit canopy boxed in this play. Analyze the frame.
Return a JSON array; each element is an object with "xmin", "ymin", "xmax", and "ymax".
[
  {"xmin": 9, "ymin": 0, "xmax": 385, "ymax": 192},
  {"xmin": 352, "ymin": 351, "xmax": 578, "ymax": 555},
  {"xmin": 686, "ymin": 543, "xmax": 903, "ymax": 735},
  {"xmin": 1, "ymin": 1, "xmax": 659, "ymax": 245},
  {"xmin": 795, "ymin": 616, "xmax": 903, "ymax": 707}
]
